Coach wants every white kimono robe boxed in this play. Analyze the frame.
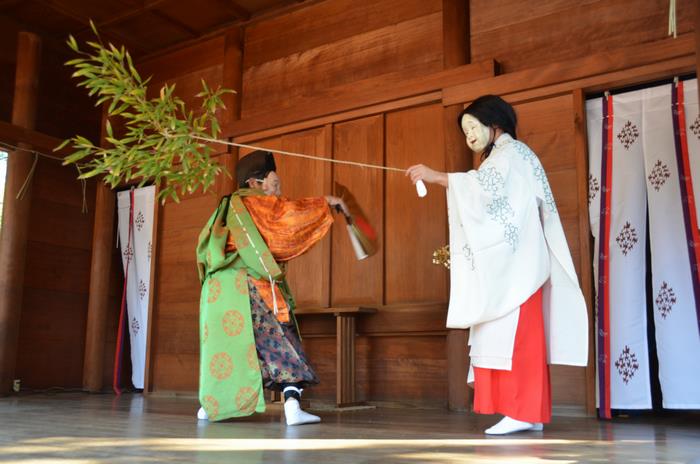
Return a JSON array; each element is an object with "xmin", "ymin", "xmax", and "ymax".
[{"xmin": 446, "ymin": 134, "xmax": 588, "ymax": 377}]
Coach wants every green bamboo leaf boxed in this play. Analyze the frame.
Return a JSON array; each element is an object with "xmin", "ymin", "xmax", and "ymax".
[
  {"xmin": 54, "ymin": 138, "xmax": 72, "ymax": 152},
  {"xmin": 67, "ymin": 35, "xmax": 79, "ymax": 51}
]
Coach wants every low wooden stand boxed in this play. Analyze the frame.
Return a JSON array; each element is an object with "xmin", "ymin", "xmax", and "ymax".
[{"xmin": 294, "ymin": 306, "xmax": 377, "ymax": 408}]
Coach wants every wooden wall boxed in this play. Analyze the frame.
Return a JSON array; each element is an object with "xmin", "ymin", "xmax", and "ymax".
[
  {"xmin": 0, "ymin": 19, "xmax": 102, "ymax": 389},
  {"xmin": 14, "ymin": 159, "xmax": 97, "ymax": 389},
  {"xmin": 240, "ymin": 0, "xmax": 444, "ymax": 119},
  {"xmin": 469, "ymin": 0, "xmax": 696, "ymax": 73},
  {"xmin": 126, "ymin": 0, "xmax": 697, "ymax": 413},
  {"xmin": 4, "ymin": 0, "xmax": 694, "ymax": 408}
]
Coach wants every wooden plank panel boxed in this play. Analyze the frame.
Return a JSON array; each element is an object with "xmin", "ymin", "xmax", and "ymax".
[
  {"xmin": 23, "ymin": 241, "xmax": 92, "ymax": 295},
  {"xmin": 242, "ymin": 12, "xmax": 443, "ymax": 119},
  {"xmin": 151, "ymin": 314, "xmax": 199, "ymax": 354},
  {"xmin": 276, "ymin": 127, "xmax": 332, "ymax": 308},
  {"xmin": 153, "ymin": 260, "xmax": 201, "ymax": 304},
  {"xmin": 470, "ymin": 0, "xmax": 695, "ymax": 73},
  {"xmin": 551, "ymin": 365, "xmax": 587, "ymax": 406},
  {"xmin": 151, "ymin": 353, "xmax": 199, "ymax": 392},
  {"xmin": 137, "ymin": 35, "xmax": 224, "ymax": 82},
  {"xmin": 27, "ymin": 198, "xmax": 94, "ymax": 251},
  {"xmin": 243, "ymin": 0, "xmax": 441, "ymax": 68},
  {"xmin": 367, "ymin": 336, "xmax": 447, "ymax": 403},
  {"xmin": 30, "ymin": 158, "xmax": 97, "ymax": 209},
  {"xmin": 231, "ymin": 61, "xmax": 495, "ymax": 139},
  {"xmin": 15, "ymin": 289, "xmax": 89, "ymax": 388},
  {"xmin": 331, "ymin": 115, "xmax": 383, "ymax": 306},
  {"xmin": 157, "ymin": 226, "xmax": 201, "ymax": 264},
  {"xmin": 385, "ymin": 104, "xmax": 448, "ymax": 304},
  {"xmin": 160, "ymin": 195, "xmax": 219, "ymax": 233},
  {"xmin": 515, "ymin": 94, "xmax": 577, "ymax": 173}
]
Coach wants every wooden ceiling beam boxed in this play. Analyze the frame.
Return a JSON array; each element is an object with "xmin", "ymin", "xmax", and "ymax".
[
  {"xmin": 86, "ymin": 0, "xmax": 170, "ymax": 29},
  {"xmin": 149, "ymin": 9, "xmax": 200, "ymax": 38},
  {"xmin": 34, "ymin": 0, "xmax": 147, "ymax": 54},
  {"xmin": 222, "ymin": 1, "xmax": 251, "ymax": 21}
]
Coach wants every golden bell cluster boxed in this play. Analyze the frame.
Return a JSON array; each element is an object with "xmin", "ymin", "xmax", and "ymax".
[{"xmin": 432, "ymin": 245, "xmax": 450, "ymax": 269}]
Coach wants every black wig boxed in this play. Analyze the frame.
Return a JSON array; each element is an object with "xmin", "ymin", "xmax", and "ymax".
[{"xmin": 457, "ymin": 94, "xmax": 518, "ymax": 141}]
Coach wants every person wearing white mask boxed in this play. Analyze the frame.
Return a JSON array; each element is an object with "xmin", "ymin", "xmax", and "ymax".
[{"xmin": 406, "ymin": 95, "xmax": 588, "ymax": 435}]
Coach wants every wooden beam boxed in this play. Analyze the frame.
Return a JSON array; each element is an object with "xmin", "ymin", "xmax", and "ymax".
[
  {"xmin": 35, "ymin": 0, "xmax": 147, "ymax": 55},
  {"xmin": 82, "ymin": 108, "xmax": 115, "ymax": 393},
  {"xmin": 223, "ymin": 0, "xmax": 251, "ymax": 20},
  {"xmin": 235, "ymin": 92, "xmax": 441, "ymax": 144},
  {"xmin": 149, "ymin": 10, "xmax": 200, "ymax": 38},
  {"xmin": 0, "ymin": 31, "xmax": 41, "ymax": 395},
  {"xmin": 77, "ymin": 0, "xmax": 170, "ymax": 30},
  {"xmin": 0, "ymin": 120, "xmax": 72, "ymax": 158},
  {"xmin": 503, "ymin": 55, "xmax": 695, "ymax": 107},
  {"xmin": 134, "ymin": 1, "xmax": 316, "ymax": 65},
  {"xmin": 228, "ymin": 60, "xmax": 497, "ymax": 139},
  {"xmin": 242, "ymin": 0, "xmax": 323, "ymax": 26},
  {"xmin": 443, "ymin": 34, "xmax": 694, "ymax": 106}
]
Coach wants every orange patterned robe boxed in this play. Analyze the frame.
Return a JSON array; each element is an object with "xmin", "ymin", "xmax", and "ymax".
[{"xmin": 225, "ymin": 195, "xmax": 333, "ymax": 322}]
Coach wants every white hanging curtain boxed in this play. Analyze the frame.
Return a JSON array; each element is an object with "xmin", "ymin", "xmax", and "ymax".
[
  {"xmin": 587, "ymin": 89, "xmax": 652, "ymax": 417},
  {"xmin": 643, "ymin": 80, "xmax": 700, "ymax": 409},
  {"xmin": 117, "ymin": 185, "xmax": 155, "ymax": 389},
  {"xmin": 587, "ymin": 79, "xmax": 700, "ymax": 417}
]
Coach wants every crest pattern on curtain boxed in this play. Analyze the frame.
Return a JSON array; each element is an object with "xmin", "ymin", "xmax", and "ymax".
[
  {"xmin": 117, "ymin": 185, "xmax": 156, "ymax": 389},
  {"xmin": 587, "ymin": 79, "xmax": 700, "ymax": 418}
]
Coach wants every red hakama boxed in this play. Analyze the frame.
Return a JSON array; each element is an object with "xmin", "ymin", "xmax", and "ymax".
[{"xmin": 473, "ymin": 288, "xmax": 551, "ymax": 423}]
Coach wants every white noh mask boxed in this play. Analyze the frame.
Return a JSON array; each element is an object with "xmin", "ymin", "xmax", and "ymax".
[{"xmin": 460, "ymin": 114, "xmax": 492, "ymax": 153}]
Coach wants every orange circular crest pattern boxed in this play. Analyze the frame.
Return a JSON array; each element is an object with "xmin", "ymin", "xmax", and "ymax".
[
  {"xmin": 202, "ymin": 323, "xmax": 209, "ymax": 344},
  {"xmin": 235, "ymin": 387, "xmax": 259, "ymax": 415},
  {"xmin": 222, "ymin": 310, "xmax": 245, "ymax": 337},
  {"xmin": 234, "ymin": 272, "xmax": 248, "ymax": 294},
  {"xmin": 209, "ymin": 352, "xmax": 233, "ymax": 380},
  {"xmin": 202, "ymin": 395, "xmax": 219, "ymax": 420},
  {"xmin": 207, "ymin": 278, "xmax": 221, "ymax": 303},
  {"xmin": 247, "ymin": 344, "xmax": 259, "ymax": 370}
]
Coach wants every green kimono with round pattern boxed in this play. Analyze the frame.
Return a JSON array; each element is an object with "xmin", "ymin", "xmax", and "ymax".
[{"xmin": 196, "ymin": 190, "xmax": 290, "ymax": 421}]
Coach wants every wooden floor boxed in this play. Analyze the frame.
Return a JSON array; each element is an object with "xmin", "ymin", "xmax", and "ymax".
[{"xmin": 1, "ymin": 393, "xmax": 699, "ymax": 463}]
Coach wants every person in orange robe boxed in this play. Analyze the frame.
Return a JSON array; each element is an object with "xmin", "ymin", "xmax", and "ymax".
[{"xmin": 217, "ymin": 149, "xmax": 347, "ymax": 426}]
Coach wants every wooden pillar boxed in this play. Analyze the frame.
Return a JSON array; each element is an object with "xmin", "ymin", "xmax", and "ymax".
[
  {"xmin": 0, "ymin": 32, "xmax": 41, "ymax": 395},
  {"xmin": 219, "ymin": 26, "xmax": 244, "ymax": 196},
  {"xmin": 82, "ymin": 179, "xmax": 115, "ymax": 392},
  {"xmin": 573, "ymin": 88, "xmax": 597, "ymax": 416},
  {"xmin": 443, "ymin": 0, "xmax": 471, "ymax": 412},
  {"xmin": 336, "ymin": 315, "xmax": 357, "ymax": 406}
]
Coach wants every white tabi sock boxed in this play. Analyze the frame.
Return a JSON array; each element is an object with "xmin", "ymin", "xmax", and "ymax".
[
  {"xmin": 197, "ymin": 407, "xmax": 209, "ymax": 421},
  {"xmin": 484, "ymin": 416, "xmax": 543, "ymax": 435},
  {"xmin": 283, "ymin": 397, "xmax": 321, "ymax": 426}
]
